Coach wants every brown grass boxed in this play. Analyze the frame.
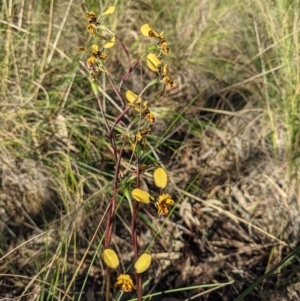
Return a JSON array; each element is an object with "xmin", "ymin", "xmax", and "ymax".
[{"xmin": 0, "ymin": 0, "xmax": 300, "ymax": 300}]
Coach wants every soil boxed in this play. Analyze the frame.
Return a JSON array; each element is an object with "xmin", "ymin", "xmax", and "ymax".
[{"xmin": 1, "ymin": 92, "xmax": 300, "ymax": 301}]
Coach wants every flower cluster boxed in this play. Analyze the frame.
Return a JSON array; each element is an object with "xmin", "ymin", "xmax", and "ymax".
[
  {"xmin": 132, "ymin": 167, "xmax": 175, "ymax": 216},
  {"xmin": 102, "ymin": 249, "xmax": 152, "ymax": 292},
  {"xmin": 86, "ymin": 6, "xmax": 115, "ymax": 35},
  {"xmin": 85, "ymin": 11, "xmax": 98, "ymax": 35},
  {"xmin": 141, "ymin": 24, "xmax": 173, "ymax": 88},
  {"xmin": 78, "ymin": 7, "xmax": 116, "ymax": 75},
  {"xmin": 126, "ymin": 90, "xmax": 155, "ymax": 124},
  {"xmin": 79, "ymin": 8, "xmax": 176, "ymax": 298},
  {"xmin": 121, "ymin": 24, "xmax": 174, "ymax": 152},
  {"xmin": 78, "ymin": 44, "xmax": 108, "ymax": 74},
  {"xmin": 125, "ymin": 90, "xmax": 155, "ymax": 149},
  {"xmin": 141, "ymin": 24, "xmax": 169, "ymax": 53}
]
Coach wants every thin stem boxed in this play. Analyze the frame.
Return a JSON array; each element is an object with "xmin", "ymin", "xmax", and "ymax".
[
  {"xmin": 104, "ymin": 202, "xmax": 113, "ymax": 248},
  {"xmin": 119, "ymin": 57, "xmax": 141, "ymax": 91},
  {"xmin": 136, "ymin": 274, "xmax": 142, "ymax": 301},
  {"xmin": 105, "ymin": 266, "xmax": 110, "ymax": 301},
  {"xmin": 132, "ymin": 161, "xmax": 142, "ymax": 300},
  {"xmin": 109, "ymin": 106, "xmax": 131, "ymax": 145},
  {"xmin": 106, "ymin": 71, "xmax": 125, "ymax": 109},
  {"xmin": 131, "ymin": 202, "xmax": 139, "ymax": 257},
  {"xmin": 115, "ymin": 35, "xmax": 131, "ymax": 73},
  {"xmin": 104, "ymin": 139, "xmax": 126, "ymax": 247},
  {"xmin": 132, "ymin": 160, "xmax": 140, "ymax": 256},
  {"xmin": 90, "ymin": 77, "xmax": 118, "ymax": 162}
]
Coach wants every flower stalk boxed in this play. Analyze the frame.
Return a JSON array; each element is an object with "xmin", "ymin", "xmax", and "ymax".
[{"xmin": 78, "ymin": 8, "xmax": 175, "ymax": 301}]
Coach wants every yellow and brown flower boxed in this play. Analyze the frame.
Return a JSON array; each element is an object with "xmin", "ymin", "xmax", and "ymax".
[{"xmin": 115, "ymin": 274, "xmax": 135, "ymax": 292}]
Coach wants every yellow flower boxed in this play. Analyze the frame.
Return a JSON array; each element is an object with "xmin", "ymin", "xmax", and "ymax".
[
  {"xmin": 153, "ymin": 167, "xmax": 168, "ymax": 189},
  {"xmin": 153, "ymin": 167, "xmax": 175, "ymax": 216},
  {"xmin": 131, "ymin": 167, "xmax": 174, "ymax": 216},
  {"xmin": 83, "ymin": 44, "xmax": 108, "ymax": 74},
  {"xmin": 102, "ymin": 6, "xmax": 115, "ymax": 16},
  {"xmin": 159, "ymin": 64, "xmax": 173, "ymax": 87},
  {"xmin": 132, "ymin": 188, "xmax": 150, "ymax": 203},
  {"xmin": 126, "ymin": 90, "xmax": 142, "ymax": 106},
  {"xmin": 91, "ymin": 44, "xmax": 99, "ymax": 54},
  {"xmin": 140, "ymin": 24, "xmax": 161, "ymax": 39},
  {"xmin": 158, "ymin": 193, "xmax": 174, "ymax": 205},
  {"xmin": 102, "ymin": 249, "xmax": 119, "ymax": 269},
  {"xmin": 141, "ymin": 24, "xmax": 169, "ymax": 53},
  {"xmin": 155, "ymin": 193, "xmax": 174, "ymax": 216},
  {"xmin": 156, "ymin": 202, "xmax": 169, "ymax": 215},
  {"xmin": 136, "ymin": 129, "xmax": 151, "ymax": 141},
  {"xmin": 91, "ymin": 44, "xmax": 108, "ymax": 60},
  {"xmin": 147, "ymin": 56, "xmax": 173, "ymax": 87},
  {"xmin": 141, "ymin": 101, "xmax": 148, "ymax": 112},
  {"xmin": 132, "ymin": 128, "xmax": 151, "ymax": 149},
  {"xmin": 125, "ymin": 90, "xmax": 155, "ymax": 123},
  {"xmin": 159, "ymin": 40, "xmax": 169, "ymax": 54},
  {"xmin": 146, "ymin": 112, "xmax": 155, "ymax": 123},
  {"xmin": 85, "ymin": 12, "xmax": 97, "ymax": 20},
  {"xmin": 79, "ymin": 44, "xmax": 108, "ymax": 60},
  {"xmin": 141, "ymin": 24, "xmax": 159, "ymax": 37},
  {"xmin": 135, "ymin": 253, "xmax": 152, "ymax": 274},
  {"xmin": 77, "ymin": 46, "xmax": 86, "ymax": 52},
  {"xmin": 103, "ymin": 36, "xmax": 115, "ymax": 48},
  {"xmin": 141, "ymin": 24, "xmax": 152, "ymax": 36},
  {"xmin": 115, "ymin": 274, "xmax": 135, "ymax": 292},
  {"xmin": 161, "ymin": 75, "xmax": 173, "ymax": 87},
  {"xmin": 131, "ymin": 142, "xmax": 137, "ymax": 150},
  {"xmin": 87, "ymin": 23, "xmax": 96, "ymax": 35},
  {"xmin": 136, "ymin": 132, "xmax": 143, "ymax": 141},
  {"xmin": 87, "ymin": 56, "xmax": 96, "ymax": 65},
  {"xmin": 87, "ymin": 56, "xmax": 99, "ymax": 74},
  {"xmin": 85, "ymin": 8, "xmax": 115, "ymax": 36},
  {"xmin": 147, "ymin": 53, "xmax": 161, "ymax": 72}
]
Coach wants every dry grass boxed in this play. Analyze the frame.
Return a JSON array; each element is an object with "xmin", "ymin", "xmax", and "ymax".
[{"xmin": 0, "ymin": 0, "xmax": 300, "ymax": 300}]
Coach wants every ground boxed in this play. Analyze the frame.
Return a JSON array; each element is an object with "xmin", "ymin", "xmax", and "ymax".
[{"xmin": 1, "ymin": 0, "xmax": 300, "ymax": 300}]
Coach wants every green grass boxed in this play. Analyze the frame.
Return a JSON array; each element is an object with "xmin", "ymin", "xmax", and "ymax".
[{"xmin": 1, "ymin": 0, "xmax": 300, "ymax": 300}]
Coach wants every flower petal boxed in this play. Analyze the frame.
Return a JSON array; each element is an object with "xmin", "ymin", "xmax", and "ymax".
[
  {"xmin": 158, "ymin": 193, "xmax": 174, "ymax": 205},
  {"xmin": 85, "ymin": 12, "xmax": 96, "ymax": 19},
  {"xmin": 115, "ymin": 274, "xmax": 135, "ymax": 292},
  {"xmin": 103, "ymin": 36, "xmax": 115, "ymax": 48},
  {"xmin": 102, "ymin": 6, "xmax": 115, "ymax": 16},
  {"xmin": 77, "ymin": 46, "xmax": 86, "ymax": 52},
  {"xmin": 162, "ymin": 75, "xmax": 173, "ymax": 87},
  {"xmin": 141, "ymin": 24, "xmax": 153, "ymax": 36},
  {"xmin": 160, "ymin": 41, "xmax": 169, "ymax": 53},
  {"xmin": 132, "ymin": 188, "xmax": 150, "ymax": 203},
  {"xmin": 125, "ymin": 90, "xmax": 141, "ymax": 104},
  {"xmin": 153, "ymin": 167, "xmax": 168, "ymax": 189},
  {"xmin": 91, "ymin": 44, "xmax": 99, "ymax": 54},
  {"xmin": 156, "ymin": 202, "xmax": 169, "ymax": 216},
  {"xmin": 135, "ymin": 253, "xmax": 152, "ymax": 273},
  {"xmin": 146, "ymin": 53, "xmax": 161, "ymax": 72},
  {"xmin": 146, "ymin": 112, "xmax": 155, "ymax": 123},
  {"xmin": 103, "ymin": 248, "xmax": 119, "ymax": 269},
  {"xmin": 87, "ymin": 23, "xmax": 96, "ymax": 34}
]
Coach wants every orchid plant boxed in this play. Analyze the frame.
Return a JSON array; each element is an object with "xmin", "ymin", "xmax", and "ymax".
[{"xmin": 78, "ymin": 6, "xmax": 175, "ymax": 301}]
